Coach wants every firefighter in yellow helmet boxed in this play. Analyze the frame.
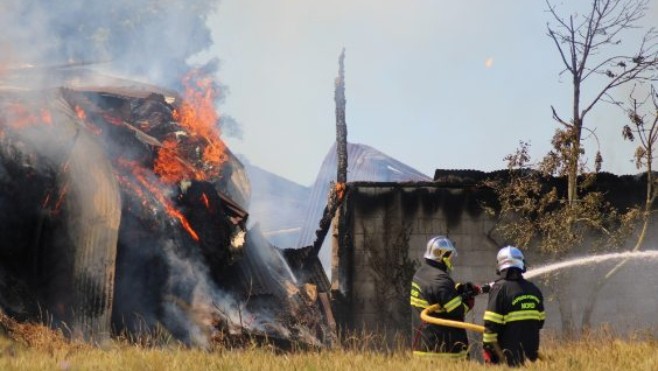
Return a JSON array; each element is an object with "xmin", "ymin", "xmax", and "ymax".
[
  {"xmin": 482, "ymin": 246, "xmax": 545, "ymax": 366},
  {"xmin": 410, "ymin": 236, "xmax": 481, "ymax": 358}
]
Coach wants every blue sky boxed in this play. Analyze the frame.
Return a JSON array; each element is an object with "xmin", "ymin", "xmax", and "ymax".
[{"xmin": 202, "ymin": 1, "xmax": 658, "ymax": 186}]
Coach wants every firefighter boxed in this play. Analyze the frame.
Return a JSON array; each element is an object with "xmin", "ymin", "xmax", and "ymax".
[
  {"xmin": 482, "ymin": 246, "xmax": 545, "ymax": 367},
  {"xmin": 410, "ymin": 235, "xmax": 480, "ymax": 358}
]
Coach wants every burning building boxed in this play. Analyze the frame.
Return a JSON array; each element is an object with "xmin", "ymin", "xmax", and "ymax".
[{"xmin": 0, "ymin": 66, "xmax": 333, "ymax": 347}]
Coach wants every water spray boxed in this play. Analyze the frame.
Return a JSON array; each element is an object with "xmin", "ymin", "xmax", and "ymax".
[{"xmin": 524, "ymin": 250, "xmax": 658, "ymax": 279}]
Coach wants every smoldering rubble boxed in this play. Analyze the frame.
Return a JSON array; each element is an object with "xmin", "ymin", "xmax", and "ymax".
[{"xmin": 0, "ymin": 67, "xmax": 333, "ymax": 347}]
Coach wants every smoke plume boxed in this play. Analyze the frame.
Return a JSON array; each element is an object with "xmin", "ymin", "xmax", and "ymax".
[{"xmin": 1, "ymin": 1, "xmax": 216, "ymax": 86}]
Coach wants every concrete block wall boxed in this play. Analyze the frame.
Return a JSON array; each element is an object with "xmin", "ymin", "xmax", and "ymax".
[{"xmin": 338, "ymin": 184, "xmax": 502, "ymax": 339}]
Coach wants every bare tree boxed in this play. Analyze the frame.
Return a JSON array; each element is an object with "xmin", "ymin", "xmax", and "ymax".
[
  {"xmin": 487, "ymin": 0, "xmax": 658, "ymax": 337},
  {"xmin": 545, "ymin": 0, "xmax": 658, "ymax": 204},
  {"xmin": 620, "ymin": 85, "xmax": 658, "ymax": 252}
]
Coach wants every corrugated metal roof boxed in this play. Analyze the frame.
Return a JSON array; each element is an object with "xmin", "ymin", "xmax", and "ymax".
[{"xmin": 296, "ymin": 142, "xmax": 431, "ymax": 248}]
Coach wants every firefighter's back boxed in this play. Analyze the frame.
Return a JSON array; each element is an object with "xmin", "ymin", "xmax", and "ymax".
[{"xmin": 496, "ymin": 277, "xmax": 544, "ymax": 363}]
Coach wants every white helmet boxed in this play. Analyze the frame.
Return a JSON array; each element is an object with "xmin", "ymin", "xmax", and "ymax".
[
  {"xmin": 496, "ymin": 246, "xmax": 526, "ymax": 273},
  {"xmin": 424, "ymin": 236, "xmax": 457, "ymax": 264}
]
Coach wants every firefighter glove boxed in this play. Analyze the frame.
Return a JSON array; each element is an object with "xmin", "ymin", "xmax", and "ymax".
[
  {"xmin": 465, "ymin": 296, "xmax": 475, "ymax": 311},
  {"xmin": 461, "ymin": 282, "xmax": 481, "ymax": 299}
]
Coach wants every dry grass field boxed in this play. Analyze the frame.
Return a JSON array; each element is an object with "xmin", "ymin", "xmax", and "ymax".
[{"xmin": 0, "ymin": 317, "xmax": 657, "ymax": 371}]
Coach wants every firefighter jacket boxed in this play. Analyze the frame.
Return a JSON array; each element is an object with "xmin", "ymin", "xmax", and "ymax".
[
  {"xmin": 483, "ymin": 273, "xmax": 545, "ymax": 366},
  {"xmin": 410, "ymin": 259, "xmax": 470, "ymax": 358}
]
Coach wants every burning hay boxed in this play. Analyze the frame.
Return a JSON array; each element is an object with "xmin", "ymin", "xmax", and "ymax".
[{"xmin": 0, "ymin": 68, "xmax": 333, "ymax": 348}]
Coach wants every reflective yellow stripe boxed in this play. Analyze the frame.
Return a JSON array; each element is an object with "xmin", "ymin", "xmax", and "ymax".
[
  {"xmin": 411, "ymin": 297, "xmax": 429, "ymax": 308},
  {"xmin": 443, "ymin": 296, "xmax": 463, "ymax": 312},
  {"xmin": 482, "ymin": 332, "xmax": 498, "ymax": 343},
  {"xmin": 483, "ymin": 310, "xmax": 504, "ymax": 324},
  {"xmin": 413, "ymin": 350, "xmax": 468, "ymax": 359},
  {"xmin": 512, "ymin": 294, "xmax": 540, "ymax": 306},
  {"xmin": 412, "ymin": 282, "xmax": 421, "ymax": 291},
  {"xmin": 504, "ymin": 310, "xmax": 542, "ymax": 323},
  {"xmin": 485, "ymin": 310, "xmax": 545, "ymax": 324}
]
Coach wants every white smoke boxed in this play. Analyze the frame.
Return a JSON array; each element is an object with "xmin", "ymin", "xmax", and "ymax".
[{"xmin": 160, "ymin": 240, "xmax": 247, "ymax": 347}]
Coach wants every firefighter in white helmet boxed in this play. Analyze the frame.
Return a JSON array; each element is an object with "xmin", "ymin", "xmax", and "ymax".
[
  {"xmin": 482, "ymin": 246, "xmax": 545, "ymax": 366},
  {"xmin": 410, "ymin": 236, "xmax": 481, "ymax": 358}
]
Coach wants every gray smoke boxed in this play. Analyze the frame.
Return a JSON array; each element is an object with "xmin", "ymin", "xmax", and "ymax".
[
  {"xmin": 159, "ymin": 240, "xmax": 247, "ymax": 347},
  {"xmin": 0, "ymin": 0, "xmax": 243, "ymax": 137},
  {"xmin": 0, "ymin": 0, "xmax": 216, "ymax": 87}
]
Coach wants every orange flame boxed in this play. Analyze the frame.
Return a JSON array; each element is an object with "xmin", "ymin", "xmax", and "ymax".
[
  {"xmin": 54, "ymin": 183, "xmax": 69, "ymax": 214},
  {"xmin": 74, "ymin": 105, "xmax": 86, "ymax": 121},
  {"xmin": 101, "ymin": 113, "xmax": 124, "ymax": 127},
  {"xmin": 3, "ymin": 103, "xmax": 52, "ymax": 129},
  {"xmin": 335, "ymin": 182, "xmax": 346, "ymax": 201},
  {"xmin": 154, "ymin": 69, "xmax": 227, "ymax": 184},
  {"xmin": 201, "ymin": 193, "xmax": 210, "ymax": 209},
  {"xmin": 40, "ymin": 109, "xmax": 53, "ymax": 125},
  {"xmin": 74, "ymin": 105, "xmax": 103, "ymax": 136},
  {"xmin": 119, "ymin": 159, "xmax": 199, "ymax": 241},
  {"xmin": 41, "ymin": 185, "xmax": 68, "ymax": 215},
  {"xmin": 154, "ymin": 139, "xmax": 205, "ymax": 183}
]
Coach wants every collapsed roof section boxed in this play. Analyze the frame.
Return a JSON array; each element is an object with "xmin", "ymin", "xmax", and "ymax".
[{"xmin": 0, "ymin": 67, "xmax": 333, "ymax": 347}]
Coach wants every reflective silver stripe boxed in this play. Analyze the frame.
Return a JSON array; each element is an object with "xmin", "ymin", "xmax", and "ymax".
[
  {"xmin": 482, "ymin": 332, "xmax": 498, "ymax": 343},
  {"xmin": 443, "ymin": 296, "xmax": 463, "ymax": 312},
  {"xmin": 413, "ymin": 350, "xmax": 468, "ymax": 359},
  {"xmin": 410, "ymin": 297, "xmax": 429, "ymax": 308},
  {"xmin": 483, "ymin": 310, "xmax": 504, "ymax": 324}
]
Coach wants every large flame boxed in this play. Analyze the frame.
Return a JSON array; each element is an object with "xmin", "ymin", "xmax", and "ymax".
[{"xmin": 154, "ymin": 69, "xmax": 227, "ymax": 184}]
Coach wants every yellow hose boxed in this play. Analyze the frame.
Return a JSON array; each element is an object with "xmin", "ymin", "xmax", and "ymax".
[{"xmin": 420, "ymin": 304, "xmax": 485, "ymax": 333}]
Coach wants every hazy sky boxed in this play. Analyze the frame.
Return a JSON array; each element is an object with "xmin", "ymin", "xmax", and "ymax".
[{"xmin": 202, "ymin": 1, "xmax": 658, "ymax": 186}]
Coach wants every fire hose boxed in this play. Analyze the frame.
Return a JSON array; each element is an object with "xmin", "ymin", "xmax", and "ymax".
[
  {"xmin": 419, "ymin": 282, "xmax": 493, "ymax": 333},
  {"xmin": 420, "ymin": 304, "xmax": 485, "ymax": 333},
  {"xmin": 419, "ymin": 283, "xmax": 544, "ymax": 362}
]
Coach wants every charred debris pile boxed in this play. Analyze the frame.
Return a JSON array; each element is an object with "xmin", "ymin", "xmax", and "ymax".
[{"xmin": 0, "ymin": 69, "xmax": 333, "ymax": 348}]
